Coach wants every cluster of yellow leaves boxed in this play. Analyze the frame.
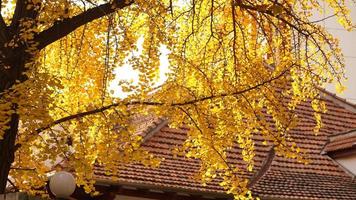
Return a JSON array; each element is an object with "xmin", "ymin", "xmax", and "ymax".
[{"xmin": 0, "ymin": 0, "xmax": 353, "ymax": 199}]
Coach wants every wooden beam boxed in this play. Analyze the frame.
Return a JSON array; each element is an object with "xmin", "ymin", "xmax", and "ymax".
[
  {"xmin": 328, "ymin": 147, "xmax": 356, "ymax": 158},
  {"xmin": 164, "ymin": 191, "xmax": 177, "ymax": 200},
  {"xmin": 108, "ymin": 185, "xmax": 229, "ymax": 200}
]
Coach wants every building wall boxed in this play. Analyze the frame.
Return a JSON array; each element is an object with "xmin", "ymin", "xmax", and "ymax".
[
  {"xmin": 320, "ymin": 1, "xmax": 356, "ymax": 103},
  {"xmin": 335, "ymin": 154, "xmax": 356, "ymax": 175}
]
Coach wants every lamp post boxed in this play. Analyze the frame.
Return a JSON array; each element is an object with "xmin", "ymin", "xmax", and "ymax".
[{"xmin": 49, "ymin": 171, "xmax": 76, "ymax": 200}]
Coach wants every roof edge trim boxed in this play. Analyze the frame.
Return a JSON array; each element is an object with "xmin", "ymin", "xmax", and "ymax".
[
  {"xmin": 142, "ymin": 119, "xmax": 169, "ymax": 142},
  {"xmin": 95, "ymin": 178, "xmax": 231, "ymax": 198},
  {"xmin": 318, "ymin": 88, "xmax": 356, "ymax": 113}
]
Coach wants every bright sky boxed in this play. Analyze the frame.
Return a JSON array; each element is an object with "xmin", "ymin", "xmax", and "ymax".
[
  {"xmin": 112, "ymin": 2, "xmax": 356, "ymax": 102},
  {"xmin": 109, "ymin": 37, "xmax": 170, "ymax": 98}
]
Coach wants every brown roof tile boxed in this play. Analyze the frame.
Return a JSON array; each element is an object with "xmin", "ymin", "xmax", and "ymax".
[{"xmin": 94, "ymin": 93, "xmax": 356, "ymax": 199}]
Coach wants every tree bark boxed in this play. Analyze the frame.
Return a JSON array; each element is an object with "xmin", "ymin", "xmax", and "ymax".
[
  {"xmin": 35, "ymin": 0, "xmax": 133, "ymax": 50},
  {"xmin": 0, "ymin": 0, "xmax": 133, "ymax": 194},
  {"xmin": 0, "ymin": 110, "xmax": 19, "ymax": 193},
  {"xmin": 0, "ymin": 49, "xmax": 27, "ymax": 193}
]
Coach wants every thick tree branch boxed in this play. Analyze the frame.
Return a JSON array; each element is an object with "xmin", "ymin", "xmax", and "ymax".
[
  {"xmin": 247, "ymin": 146, "xmax": 275, "ymax": 188},
  {"xmin": 10, "ymin": 0, "xmax": 26, "ymax": 30},
  {"xmin": 34, "ymin": 68, "xmax": 289, "ymax": 134},
  {"xmin": 34, "ymin": 0, "xmax": 134, "ymax": 50},
  {"xmin": 0, "ymin": 14, "xmax": 8, "ymax": 44}
]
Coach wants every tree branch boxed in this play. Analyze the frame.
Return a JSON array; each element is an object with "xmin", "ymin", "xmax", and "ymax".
[
  {"xmin": 0, "ymin": 14, "xmax": 8, "ymax": 44},
  {"xmin": 172, "ymin": 67, "xmax": 289, "ymax": 106},
  {"xmin": 234, "ymin": 1, "xmax": 307, "ymax": 36},
  {"xmin": 34, "ymin": 101, "xmax": 159, "ymax": 134},
  {"xmin": 34, "ymin": 0, "xmax": 134, "ymax": 50},
  {"xmin": 10, "ymin": 0, "xmax": 26, "ymax": 30},
  {"xmin": 34, "ymin": 68, "xmax": 289, "ymax": 134},
  {"xmin": 7, "ymin": 178, "xmax": 18, "ymax": 192},
  {"xmin": 247, "ymin": 145, "xmax": 275, "ymax": 188}
]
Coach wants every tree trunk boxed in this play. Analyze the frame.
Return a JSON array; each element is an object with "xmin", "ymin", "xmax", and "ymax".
[
  {"xmin": 0, "ymin": 0, "xmax": 132, "ymax": 193},
  {"xmin": 0, "ymin": 111, "xmax": 19, "ymax": 193},
  {"xmin": 0, "ymin": 50, "xmax": 27, "ymax": 193}
]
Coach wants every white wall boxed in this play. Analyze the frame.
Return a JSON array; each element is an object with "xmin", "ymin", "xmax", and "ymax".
[{"xmin": 335, "ymin": 154, "xmax": 356, "ymax": 175}]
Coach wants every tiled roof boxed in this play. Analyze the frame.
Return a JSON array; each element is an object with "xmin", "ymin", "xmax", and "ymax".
[
  {"xmin": 322, "ymin": 129, "xmax": 356, "ymax": 153},
  {"xmin": 318, "ymin": 88, "xmax": 356, "ymax": 112},
  {"xmin": 94, "ymin": 94, "xmax": 356, "ymax": 199}
]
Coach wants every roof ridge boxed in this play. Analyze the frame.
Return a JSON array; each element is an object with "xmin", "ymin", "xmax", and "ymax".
[
  {"xmin": 318, "ymin": 87, "xmax": 356, "ymax": 112},
  {"xmin": 141, "ymin": 118, "xmax": 169, "ymax": 142},
  {"xmin": 329, "ymin": 129, "xmax": 356, "ymax": 138}
]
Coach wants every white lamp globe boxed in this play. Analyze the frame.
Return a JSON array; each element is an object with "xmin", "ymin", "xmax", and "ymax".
[{"xmin": 49, "ymin": 171, "xmax": 76, "ymax": 198}]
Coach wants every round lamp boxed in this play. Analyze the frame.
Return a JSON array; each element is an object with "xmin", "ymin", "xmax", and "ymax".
[{"xmin": 49, "ymin": 171, "xmax": 76, "ymax": 198}]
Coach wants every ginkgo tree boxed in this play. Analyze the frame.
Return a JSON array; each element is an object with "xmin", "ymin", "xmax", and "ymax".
[{"xmin": 0, "ymin": 0, "xmax": 353, "ymax": 199}]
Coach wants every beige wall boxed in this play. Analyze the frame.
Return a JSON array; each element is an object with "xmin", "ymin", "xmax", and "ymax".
[
  {"xmin": 335, "ymin": 154, "xmax": 356, "ymax": 175},
  {"xmin": 319, "ymin": 2, "xmax": 356, "ymax": 103}
]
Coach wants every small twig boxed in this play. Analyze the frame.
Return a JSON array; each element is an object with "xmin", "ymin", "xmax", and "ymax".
[
  {"xmin": 310, "ymin": 14, "xmax": 337, "ymax": 24},
  {"xmin": 10, "ymin": 167, "xmax": 36, "ymax": 171},
  {"xmin": 7, "ymin": 178, "xmax": 19, "ymax": 192}
]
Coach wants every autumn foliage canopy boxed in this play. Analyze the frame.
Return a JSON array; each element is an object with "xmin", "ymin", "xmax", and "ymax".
[{"xmin": 0, "ymin": 0, "xmax": 353, "ymax": 199}]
